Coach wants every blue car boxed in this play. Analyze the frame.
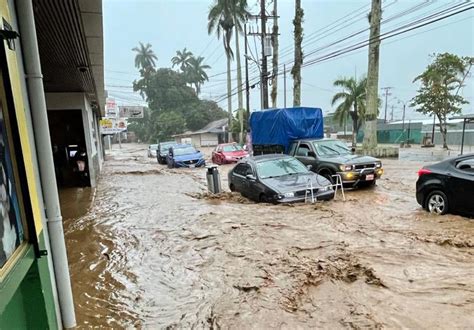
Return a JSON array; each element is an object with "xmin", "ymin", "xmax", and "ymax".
[{"xmin": 167, "ymin": 144, "xmax": 206, "ymax": 168}]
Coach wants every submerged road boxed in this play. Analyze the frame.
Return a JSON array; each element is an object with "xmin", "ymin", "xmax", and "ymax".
[{"xmin": 61, "ymin": 143, "xmax": 474, "ymax": 328}]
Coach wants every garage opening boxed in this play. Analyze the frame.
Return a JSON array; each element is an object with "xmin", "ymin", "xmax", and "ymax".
[{"xmin": 47, "ymin": 110, "xmax": 90, "ymax": 187}]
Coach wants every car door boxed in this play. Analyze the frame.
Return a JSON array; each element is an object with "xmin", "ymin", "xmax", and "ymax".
[
  {"xmin": 232, "ymin": 163, "xmax": 247, "ymax": 192},
  {"xmin": 448, "ymin": 157, "xmax": 474, "ymax": 214}
]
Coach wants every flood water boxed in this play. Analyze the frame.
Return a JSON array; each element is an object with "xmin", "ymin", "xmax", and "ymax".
[{"xmin": 61, "ymin": 144, "xmax": 474, "ymax": 328}]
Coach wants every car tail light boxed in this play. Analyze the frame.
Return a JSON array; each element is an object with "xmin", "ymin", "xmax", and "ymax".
[{"xmin": 417, "ymin": 168, "xmax": 432, "ymax": 177}]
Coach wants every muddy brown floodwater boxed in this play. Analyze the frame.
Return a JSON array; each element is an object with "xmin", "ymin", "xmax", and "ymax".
[{"xmin": 61, "ymin": 144, "xmax": 474, "ymax": 328}]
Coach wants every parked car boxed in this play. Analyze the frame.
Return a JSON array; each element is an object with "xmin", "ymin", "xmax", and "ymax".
[
  {"xmin": 147, "ymin": 144, "xmax": 158, "ymax": 158},
  {"xmin": 416, "ymin": 154, "xmax": 474, "ymax": 216},
  {"xmin": 166, "ymin": 144, "xmax": 205, "ymax": 168},
  {"xmin": 157, "ymin": 141, "xmax": 177, "ymax": 164},
  {"xmin": 289, "ymin": 139, "xmax": 384, "ymax": 187},
  {"xmin": 212, "ymin": 143, "xmax": 249, "ymax": 164},
  {"xmin": 228, "ymin": 154, "xmax": 334, "ymax": 203}
]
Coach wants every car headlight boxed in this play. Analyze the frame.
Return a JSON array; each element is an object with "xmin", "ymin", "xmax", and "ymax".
[
  {"xmin": 375, "ymin": 161, "xmax": 382, "ymax": 168},
  {"xmin": 319, "ymin": 186, "xmax": 330, "ymax": 192},
  {"xmin": 339, "ymin": 164, "xmax": 353, "ymax": 171}
]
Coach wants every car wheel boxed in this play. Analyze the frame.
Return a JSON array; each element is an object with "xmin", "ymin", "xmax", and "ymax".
[
  {"xmin": 425, "ymin": 190, "xmax": 449, "ymax": 215},
  {"xmin": 319, "ymin": 171, "xmax": 334, "ymax": 185},
  {"xmin": 229, "ymin": 183, "xmax": 235, "ymax": 192}
]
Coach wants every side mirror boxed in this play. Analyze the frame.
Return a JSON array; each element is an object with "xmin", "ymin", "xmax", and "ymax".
[
  {"xmin": 351, "ymin": 147, "xmax": 356, "ymax": 153},
  {"xmin": 246, "ymin": 174, "xmax": 256, "ymax": 181},
  {"xmin": 306, "ymin": 165, "xmax": 313, "ymax": 171},
  {"xmin": 308, "ymin": 151, "xmax": 316, "ymax": 158}
]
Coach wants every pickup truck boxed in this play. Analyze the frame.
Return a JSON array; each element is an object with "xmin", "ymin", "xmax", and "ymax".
[{"xmin": 288, "ymin": 138, "xmax": 384, "ymax": 187}]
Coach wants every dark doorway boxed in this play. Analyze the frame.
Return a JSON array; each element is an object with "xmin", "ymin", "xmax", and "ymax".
[{"xmin": 47, "ymin": 110, "xmax": 90, "ymax": 187}]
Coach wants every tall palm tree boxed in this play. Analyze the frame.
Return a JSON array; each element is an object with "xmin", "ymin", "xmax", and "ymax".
[
  {"xmin": 331, "ymin": 77, "xmax": 368, "ymax": 148},
  {"xmin": 187, "ymin": 56, "xmax": 211, "ymax": 95},
  {"xmin": 230, "ymin": 0, "xmax": 249, "ymax": 143},
  {"xmin": 172, "ymin": 48, "xmax": 193, "ymax": 72},
  {"xmin": 292, "ymin": 0, "xmax": 304, "ymax": 106},
  {"xmin": 132, "ymin": 42, "xmax": 158, "ymax": 70},
  {"xmin": 208, "ymin": 0, "xmax": 235, "ymax": 142}
]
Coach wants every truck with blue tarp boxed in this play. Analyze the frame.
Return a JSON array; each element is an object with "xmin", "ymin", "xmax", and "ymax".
[{"xmin": 249, "ymin": 107, "xmax": 384, "ymax": 187}]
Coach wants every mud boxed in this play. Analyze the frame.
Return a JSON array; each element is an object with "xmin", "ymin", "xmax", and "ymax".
[{"xmin": 62, "ymin": 143, "xmax": 474, "ymax": 328}]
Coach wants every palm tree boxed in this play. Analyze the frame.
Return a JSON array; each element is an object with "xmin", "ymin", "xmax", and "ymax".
[
  {"xmin": 292, "ymin": 0, "xmax": 304, "ymax": 106},
  {"xmin": 172, "ymin": 48, "xmax": 193, "ymax": 72},
  {"xmin": 186, "ymin": 56, "xmax": 211, "ymax": 95},
  {"xmin": 331, "ymin": 77, "xmax": 368, "ymax": 148},
  {"xmin": 132, "ymin": 42, "xmax": 158, "ymax": 70},
  {"xmin": 208, "ymin": 0, "xmax": 235, "ymax": 142}
]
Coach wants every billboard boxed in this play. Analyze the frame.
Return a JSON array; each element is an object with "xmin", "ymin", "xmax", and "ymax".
[
  {"xmin": 119, "ymin": 106, "xmax": 144, "ymax": 118},
  {"xmin": 100, "ymin": 118, "xmax": 127, "ymax": 135},
  {"xmin": 105, "ymin": 98, "xmax": 117, "ymax": 118}
]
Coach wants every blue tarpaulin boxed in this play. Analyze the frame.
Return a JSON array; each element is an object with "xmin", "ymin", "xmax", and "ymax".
[{"xmin": 250, "ymin": 107, "xmax": 324, "ymax": 153}]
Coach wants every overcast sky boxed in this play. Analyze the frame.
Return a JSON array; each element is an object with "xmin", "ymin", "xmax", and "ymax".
[{"xmin": 104, "ymin": 0, "xmax": 474, "ymax": 121}]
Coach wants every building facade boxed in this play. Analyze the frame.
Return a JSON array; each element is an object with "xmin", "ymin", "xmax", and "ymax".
[{"xmin": 0, "ymin": 0, "xmax": 104, "ymax": 328}]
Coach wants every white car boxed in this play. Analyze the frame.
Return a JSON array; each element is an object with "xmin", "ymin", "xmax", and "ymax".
[{"xmin": 147, "ymin": 144, "xmax": 158, "ymax": 158}]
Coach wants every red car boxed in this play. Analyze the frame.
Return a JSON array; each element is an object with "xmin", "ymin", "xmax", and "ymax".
[{"xmin": 212, "ymin": 143, "xmax": 249, "ymax": 164}]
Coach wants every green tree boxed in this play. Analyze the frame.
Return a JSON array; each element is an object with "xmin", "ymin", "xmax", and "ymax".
[
  {"xmin": 331, "ymin": 77, "xmax": 368, "ymax": 148},
  {"xmin": 132, "ymin": 42, "xmax": 158, "ymax": 70},
  {"xmin": 208, "ymin": 0, "xmax": 235, "ymax": 142},
  {"xmin": 411, "ymin": 53, "xmax": 473, "ymax": 149},
  {"xmin": 172, "ymin": 48, "xmax": 193, "ymax": 72},
  {"xmin": 186, "ymin": 56, "xmax": 211, "ymax": 96}
]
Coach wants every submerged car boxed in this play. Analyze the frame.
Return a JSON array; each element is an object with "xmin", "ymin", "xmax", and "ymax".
[
  {"xmin": 228, "ymin": 154, "xmax": 334, "ymax": 203},
  {"xmin": 157, "ymin": 141, "xmax": 176, "ymax": 164},
  {"xmin": 416, "ymin": 154, "xmax": 474, "ymax": 216},
  {"xmin": 167, "ymin": 144, "xmax": 205, "ymax": 168},
  {"xmin": 147, "ymin": 144, "xmax": 158, "ymax": 158},
  {"xmin": 212, "ymin": 143, "xmax": 249, "ymax": 164}
]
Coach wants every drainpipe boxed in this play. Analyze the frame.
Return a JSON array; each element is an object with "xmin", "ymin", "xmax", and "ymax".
[{"xmin": 16, "ymin": 0, "xmax": 76, "ymax": 328}]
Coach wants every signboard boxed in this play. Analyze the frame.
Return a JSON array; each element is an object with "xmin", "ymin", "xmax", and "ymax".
[
  {"xmin": 100, "ymin": 118, "xmax": 127, "ymax": 135},
  {"xmin": 119, "ymin": 106, "xmax": 144, "ymax": 119},
  {"xmin": 106, "ymin": 98, "xmax": 117, "ymax": 118}
]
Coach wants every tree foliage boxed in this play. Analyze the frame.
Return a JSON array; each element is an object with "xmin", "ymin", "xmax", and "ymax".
[
  {"xmin": 130, "ymin": 46, "xmax": 228, "ymax": 143},
  {"xmin": 411, "ymin": 53, "xmax": 473, "ymax": 148},
  {"xmin": 331, "ymin": 76, "xmax": 368, "ymax": 147}
]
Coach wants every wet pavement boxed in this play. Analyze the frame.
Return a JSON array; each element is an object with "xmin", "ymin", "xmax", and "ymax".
[{"xmin": 61, "ymin": 143, "xmax": 474, "ymax": 328}]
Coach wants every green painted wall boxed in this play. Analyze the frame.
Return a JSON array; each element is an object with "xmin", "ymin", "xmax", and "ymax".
[{"xmin": 0, "ymin": 232, "xmax": 58, "ymax": 329}]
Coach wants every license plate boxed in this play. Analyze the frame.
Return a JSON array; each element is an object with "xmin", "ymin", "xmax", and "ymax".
[
  {"xmin": 189, "ymin": 164, "xmax": 195, "ymax": 168},
  {"xmin": 366, "ymin": 174, "xmax": 374, "ymax": 181}
]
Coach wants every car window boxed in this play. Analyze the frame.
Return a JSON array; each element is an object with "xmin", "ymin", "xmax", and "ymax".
[
  {"xmin": 289, "ymin": 142, "xmax": 298, "ymax": 156},
  {"xmin": 296, "ymin": 143, "xmax": 310, "ymax": 157},
  {"xmin": 234, "ymin": 164, "xmax": 247, "ymax": 176},
  {"xmin": 456, "ymin": 157, "xmax": 474, "ymax": 173},
  {"xmin": 256, "ymin": 157, "xmax": 308, "ymax": 179},
  {"xmin": 223, "ymin": 145, "xmax": 243, "ymax": 152}
]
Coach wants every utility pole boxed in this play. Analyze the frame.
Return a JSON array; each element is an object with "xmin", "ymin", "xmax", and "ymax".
[
  {"xmin": 390, "ymin": 104, "xmax": 394, "ymax": 122},
  {"xmin": 244, "ymin": 24, "xmax": 250, "ymax": 118},
  {"xmin": 260, "ymin": 0, "xmax": 269, "ymax": 109},
  {"xmin": 271, "ymin": 0, "xmax": 279, "ymax": 108},
  {"xmin": 363, "ymin": 0, "xmax": 382, "ymax": 151},
  {"xmin": 292, "ymin": 0, "xmax": 304, "ymax": 107},
  {"xmin": 283, "ymin": 63, "xmax": 287, "ymax": 108},
  {"xmin": 381, "ymin": 86, "xmax": 393, "ymax": 123}
]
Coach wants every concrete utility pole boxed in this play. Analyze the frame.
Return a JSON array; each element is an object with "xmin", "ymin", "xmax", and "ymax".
[
  {"xmin": 381, "ymin": 86, "xmax": 393, "ymax": 123},
  {"xmin": 271, "ymin": 0, "xmax": 279, "ymax": 108},
  {"xmin": 292, "ymin": 0, "xmax": 304, "ymax": 107},
  {"xmin": 283, "ymin": 63, "xmax": 287, "ymax": 108},
  {"xmin": 362, "ymin": 0, "xmax": 382, "ymax": 151},
  {"xmin": 390, "ymin": 104, "xmax": 394, "ymax": 122},
  {"xmin": 244, "ymin": 24, "xmax": 250, "ymax": 117},
  {"xmin": 260, "ymin": 0, "xmax": 269, "ymax": 109}
]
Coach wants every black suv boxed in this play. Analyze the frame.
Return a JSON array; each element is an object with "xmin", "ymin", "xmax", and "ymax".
[
  {"xmin": 157, "ymin": 141, "xmax": 177, "ymax": 164},
  {"xmin": 288, "ymin": 138, "xmax": 384, "ymax": 187}
]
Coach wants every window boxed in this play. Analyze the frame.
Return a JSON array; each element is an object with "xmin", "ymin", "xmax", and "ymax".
[
  {"xmin": 289, "ymin": 142, "xmax": 298, "ymax": 156},
  {"xmin": 456, "ymin": 157, "xmax": 474, "ymax": 173},
  {"xmin": 222, "ymin": 145, "xmax": 243, "ymax": 152},
  {"xmin": 296, "ymin": 143, "xmax": 310, "ymax": 157},
  {"xmin": 0, "ymin": 101, "xmax": 25, "ymax": 269},
  {"xmin": 256, "ymin": 157, "xmax": 308, "ymax": 179},
  {"xmin": 234, "ymin": 164, "xmax": 251, "ymax": 176}
]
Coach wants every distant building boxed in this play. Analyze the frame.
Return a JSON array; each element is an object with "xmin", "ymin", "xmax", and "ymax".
[{"xmin": 173, "ymin": 118, "xmax": 228, "ymax": 147}]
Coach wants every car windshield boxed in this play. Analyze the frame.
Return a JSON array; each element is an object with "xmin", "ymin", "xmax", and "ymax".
[
  {"xmin": 150, "ymin": 144, "xmax": 158, "ymax": 150},
  {"xmin": 222, "ymin": 145, "xmax": 243, "ymax": 152},
  {"xmin": 313, "ymin": 140, "xmax": 351, "ymax": 156},
  {"xmin": 256, "ymin": 157, "xmax": 308, "ymax": 179},
  {"xmin": 174, "ymin": 146, "xmax": 197, "ymax": 156},
  {"xmin": 160, "ymin": 143, "xmax": 175, "ymax": 152}
]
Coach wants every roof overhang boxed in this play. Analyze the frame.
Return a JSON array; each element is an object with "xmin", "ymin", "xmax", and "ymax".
[{"xmin": 33, "ymin": 0, "xmax": 105, "ymax": 115}]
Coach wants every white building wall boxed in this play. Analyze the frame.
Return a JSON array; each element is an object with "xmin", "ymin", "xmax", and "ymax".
[{"xmin": 200, "ymin": 133, "xmax": 218, "ymax": 147}]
